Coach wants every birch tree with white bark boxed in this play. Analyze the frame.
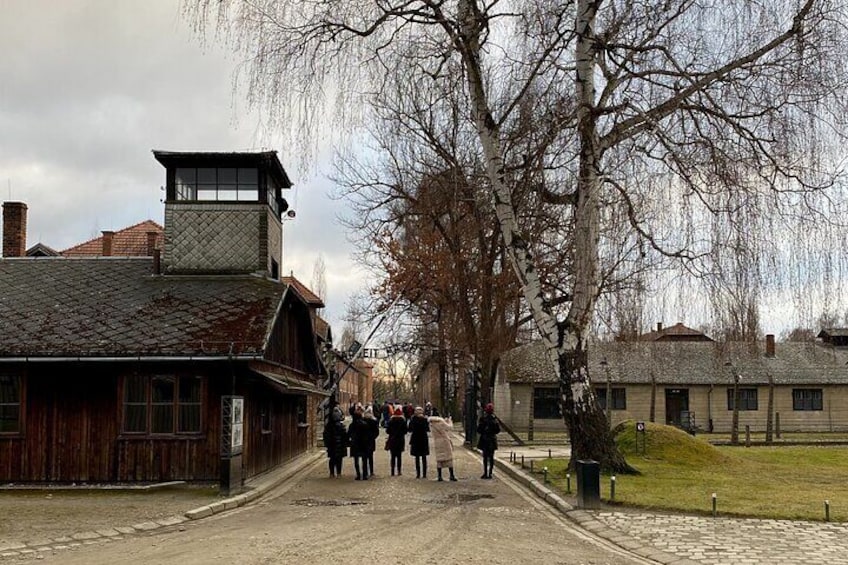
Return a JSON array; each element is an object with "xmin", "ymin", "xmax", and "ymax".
[{"xmin": 183, "ymin": 0, "xmax": 848, "ymax": 472}]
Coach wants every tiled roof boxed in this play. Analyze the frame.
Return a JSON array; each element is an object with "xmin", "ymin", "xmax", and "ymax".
[
  {"xmin": 26, "ymin": 243, "xmax": 60, "ymax": 257},
  {"xmin": 819, "ymin": 328, "xmax": 848, "ymax": 338},
  {"xmin": 314, "ymin": 316, "xmax": 331, "ymax": 342},
  {"xmin": 639, "ymin": 322, "xmax": 712, "ymax": 341},
  {"xmin": 0, "ymin": 257, "xmax": 286, "ymax": 358},
  {"xmin": 281, "ymin": 275, "xmax": 324, "ymax": 307},
  {"xmin": 500, "ymin": 339, "xmax": 848, "ymax": 386},
  {"xmin": 61, "ymin": 220, "xmax": 163, "ymax": 257}
]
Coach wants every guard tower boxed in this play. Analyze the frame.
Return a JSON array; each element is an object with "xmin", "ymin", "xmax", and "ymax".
[{"xmin": 153, "ymin": 150, "xmax": 292, "ymax": 279}]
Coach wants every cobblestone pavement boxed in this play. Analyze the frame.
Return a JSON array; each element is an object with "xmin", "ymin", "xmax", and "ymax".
[
  {"xmin": 586, "ymin": 511, "xmax": 848, "ymax": 565},
  {"xmin": 495, "ymin": 443, "xmax": 848, "ymax": 565}
]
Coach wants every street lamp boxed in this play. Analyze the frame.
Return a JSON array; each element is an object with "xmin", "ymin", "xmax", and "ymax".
[{"xmin": 725, "ymin": 362, "xmax": 740, "ymax": 445}]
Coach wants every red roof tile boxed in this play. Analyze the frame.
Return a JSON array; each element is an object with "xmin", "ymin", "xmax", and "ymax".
[{"xmin": 61, "ymin": 220, "xmax": 163, "ymax": 257}]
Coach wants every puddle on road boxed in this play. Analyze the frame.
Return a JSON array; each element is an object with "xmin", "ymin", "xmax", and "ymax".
[
  {"xmin": 292, "ymin": 498, "xmax": 368, "ymax": 507},
  {"xmin": 427, "ymin": 492, "xmax": 495, "ymax": 505}
]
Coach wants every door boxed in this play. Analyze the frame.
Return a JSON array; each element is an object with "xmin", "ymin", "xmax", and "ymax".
[{"xmin": 665, "ymin": 389, "xmax": 689, "ymax": 427}]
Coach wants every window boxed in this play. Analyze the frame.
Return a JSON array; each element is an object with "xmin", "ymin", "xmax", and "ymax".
[
  {"xmin": 175, "ymin": 167, "xmax": 259, "ymax": 202},
  {"xmin": 123, "ymin": 375, "xmax": 147, "ymax": 433},
  {"xmin": 122, "ymin": 375, "xmax": 203, "ymax": 434},
  {"xmin": 727, "ymin": 388, "xmax": 758, "ymax": 411},
  {"xmin": 595, "ymin": 387, "xmax": 627, "ymax": 410},
  {"xmin": 793, "ymin": 388, "xmax": 823, "ymax": 411},
  {"xmin": 533, "ymin": 387, "xmax": 560, "ymax": 419},
  {"xmin": 0, "ymin": 375, "xmax": 21, "ymax": 433}
]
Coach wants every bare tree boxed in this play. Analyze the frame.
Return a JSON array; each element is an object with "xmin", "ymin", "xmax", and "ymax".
[
  {"xmin": 310, "ymin": 253, "xmax": 327, "ymax": 315},
  {"xmin": 183, "ymin": 0, "xmax": 848, "ymax": 472}
]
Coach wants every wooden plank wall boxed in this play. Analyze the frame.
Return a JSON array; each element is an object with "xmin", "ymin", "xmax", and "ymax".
[{"xmin": 0, "ymin": 363, "xmax": 316, "ymax": 484}]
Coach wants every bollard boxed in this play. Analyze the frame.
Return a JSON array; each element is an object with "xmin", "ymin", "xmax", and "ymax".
[
  {"xmin": 712, "ymin": 493, "xmax": 717, "ymax": 518},
  {"xmin": 566, "ymin": 473, "xmax": 571, "ymax": 493},
  {"xmin": 543, "ymin": 467, "xmax": 548, "ymax": 483},
  {"xmin": 610, "ymin": 475, "xmax": 616, "ymax": 501},
  {"xmin": 745, "ymin": 425, "xmax": 750, "ymax": 447},
  {"xmin": 530, "ymin": 460, "xmax": 534, "ymax": 473},
  {"xmin": 548, "ymin": 448, "xmax": 552, "ymax": 458},
  {"xmin": 825, "ymin": 500, "xmax": 831, "ymax": 522},
  {"xmin": 521, "ymin": 454, "xmax": 525, "ymax": 468}
]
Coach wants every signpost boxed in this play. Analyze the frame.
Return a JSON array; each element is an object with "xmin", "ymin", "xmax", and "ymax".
[{"xmin": 636, "ymin": 421, "xmax": 646, "ymax": 454}]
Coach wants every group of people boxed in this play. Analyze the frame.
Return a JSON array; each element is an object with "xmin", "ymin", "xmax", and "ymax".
[{"xmin": 323, "ymin": 400, "xmax": 501, "ymax": 481}]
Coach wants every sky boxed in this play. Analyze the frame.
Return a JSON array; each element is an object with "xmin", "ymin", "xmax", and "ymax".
[{"xmin": 0, "ymin": 0, "xmax": 365, "ymax": 333}]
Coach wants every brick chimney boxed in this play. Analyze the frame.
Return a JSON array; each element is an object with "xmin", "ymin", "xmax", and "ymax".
[
  {"xmin": 2, "ymin": 202, "xmax": 27, "ymax": 257},
  {"xmin": 146, "ymin": 230, "xmax": 159, "ymax": 257},
  {"xmin": 656, "ymin": 322, "xmax": 663, "ymax": 333},
  {"xmin": 765, "ymin": 334, "xmax": 775, "ymax": 357},
  {"xmin": 101, "ymin": 231, "xmax": 115, "ymax": 256}
]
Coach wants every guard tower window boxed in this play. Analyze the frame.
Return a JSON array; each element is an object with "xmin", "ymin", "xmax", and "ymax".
[{"xmin": 175, "ymin": 167, "xmax": 259, "ymax": 202}]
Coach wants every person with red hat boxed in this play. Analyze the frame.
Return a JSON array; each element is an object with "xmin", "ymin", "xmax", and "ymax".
[
  {"xmin": 476, "ymin": 403, "xmax": 500, "ymax": 479},
  {"xmin": 385, "ymin": 406, "xmax": 408, "ymax": 476}
]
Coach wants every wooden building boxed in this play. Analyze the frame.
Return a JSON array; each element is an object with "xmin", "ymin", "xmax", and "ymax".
[
  {"xmin": 0, "ymin": 150, "xmax": 329, "ymax": 486},
  {"xmin": 495, "ymin": 326, "xmax": 848, "ymax": 435}
]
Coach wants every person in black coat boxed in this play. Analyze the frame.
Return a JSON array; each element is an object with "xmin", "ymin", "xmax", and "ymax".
[
  {"xmin": 476, "ymin": 403, "xmax": 501, "ymax": 479},
  {"xmin": 362, "ymin": 405, "xmax": 381, "ymax": 478},
  {"xmin": 385, "ymin": 407, "xmax": 408, "ymax": 476},
  {"xmin": 323, "ymin": 406, "xmax": 348, "ymax": 477},
  {"xmin": 347, "ymin": 405, "xmax": 371, "ymax": 480},
  {"xmin": 408, "ymin": 406, "xmax": 431, "ymax": 479}
]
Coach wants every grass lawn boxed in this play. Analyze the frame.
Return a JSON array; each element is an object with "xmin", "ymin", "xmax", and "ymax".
[{"xmin": 523, "ymin": 421, "xmax": 848, "ymax": 522}]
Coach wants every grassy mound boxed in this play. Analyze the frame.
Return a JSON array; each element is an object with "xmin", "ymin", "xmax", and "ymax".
[{"xmin": 613, "ymin": 420, "xmax": 733, "ymax": 466}]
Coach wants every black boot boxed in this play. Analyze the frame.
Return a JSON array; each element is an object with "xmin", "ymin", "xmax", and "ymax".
[
  {"xmin": 437, "ymin": 469, "xmax": 443, "ymax": 482},
  {"xmin": 449, "ymin": 468, "xmax": 457, "ymax": 481}
]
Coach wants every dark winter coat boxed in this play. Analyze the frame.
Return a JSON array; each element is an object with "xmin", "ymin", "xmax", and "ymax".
[
  {"xmin": 476, "ymin": 413, "xmax": 500, "ymax": 453},
  {"xmin": 347, "ymin": 414, "xmax": 371, "ymax": 457},
  {"xmin": 408, "ymin": 414, "xmax": 431, "ymax": 456},
  {"xmin": 386, "ymin": 414, "xmax": 408, "ymax": 454},
  {"xmin": 364, "ymin": 415, "xmax": 380, "ymax": 453},
  {"xmin": 323, "ymin": 414, "xmax": 348, "ymax": 459}
]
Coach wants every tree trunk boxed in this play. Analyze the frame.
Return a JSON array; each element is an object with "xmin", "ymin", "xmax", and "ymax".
[
  {"xmin": 560, "ymin": 340, "xmax": 637, "ymax": 474},
  {"xmin": 457, "ymin": 0, "xmax": 633, "ymax": 474}
]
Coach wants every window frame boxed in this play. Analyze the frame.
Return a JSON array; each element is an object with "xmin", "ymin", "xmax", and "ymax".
[
  {"xmin": 122, "ymin": 374, "xmax": 204, "ymax": 436},
  {"xmin": 174, "ymin": 167, "xmax": 260, "ymax": 203},
  {"xmin": 533, "ymin": 387, "xmax": 561, "ymax": 419},
  {"xmin": 727, "ymin": 387, "xmax": 758, "ymax": 411},
  {"xmin": 595, "ymin": 387, "xmax": 627, "ymax": 411},
  {"xmin": 792, "ymin": 388, "xmax": 823, "ymax": 411},
  {"xmin": 0, "ymin": 374, "xmax": 22, "ymax": 435}
]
